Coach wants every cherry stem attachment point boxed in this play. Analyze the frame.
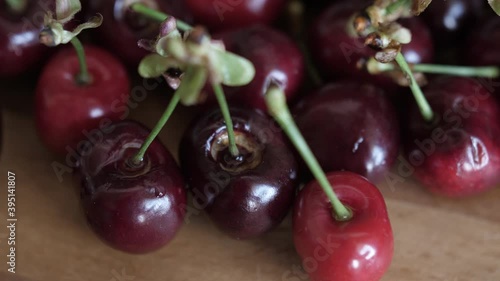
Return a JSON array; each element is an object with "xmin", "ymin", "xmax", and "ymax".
[
  {"xmin": 264, "ymin": 85, "xmax": 352, "ymax": 222},
  {"xmin": 70, "ymin": 37, "xmax": 91, "ymax": 85},
  {"xmin": 213, "ymin": 83, "xmax": 239, "ymax": 157},
  {"xmin": 394, "ymin": 52, "xmax": 434, "ymax": 122},
  {"xmin": 6, "ymin": 0, "xmax": 27, "ymax": 13},
  {"xmin": 131, "ymin": 91, "xmax": 181, "ymax": 165},
  {"xmin": 130, "ymin": 3, "xmax": 192, "ymax": 32}
]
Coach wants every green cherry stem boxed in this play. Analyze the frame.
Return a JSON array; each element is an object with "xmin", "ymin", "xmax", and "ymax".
[
  {"xmin": 6, "ymin": 0, "xmax": 27, "ymax": 13},
  {"xmin": 70, "ymin": 37, "xmax": 91, "ymax": 85},
  {"xmin": 371, "ymin": 60, "xmax": 500, "ymax": 78},
  {"xmin": 130, "ymin": 3, "xmax": 192, "ymax": 32},
  {"xmin": 213, "ymin": 83, "xmax": 239, "ymax": 156},
  {"xmin": 265, "ymin": 85, "xmax": 352, "ymax": 221},
  {"xmin": 394, "ymin": 52, "xmax": 434, "ymax": 122},
  {"xmin": 131, "ymin": 91, "xmax": 181, "ymax": 165},
  {"xmin": 385, "ymin": 0, "xmax": 411, "ymax": 15},
  {"xmin": 411, "ymin": 64, "xmax": 500, "ymax": 78}
]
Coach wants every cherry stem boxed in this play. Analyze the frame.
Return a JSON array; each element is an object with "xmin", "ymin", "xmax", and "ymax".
[
  {"xmin": 265, "ymin": 85, "xmax": 353, "ymax": 222},
  {"xmin": 395, "ymin": 52, "xmax": 434, "ymax": 122},
  {"xmin": 213, "ymin": 83, "xmax": 239, "ymax": 157},
  {"xmin": 5, "ymin": 0, "xmax": 27, "ymax": 13},
  {"xmin": 70, "ymin": 37, "xmax": 91, "ymax": 85},
  {"xmin": 385, "ymin": 0, "xmax": 411, "ymax": 15},
  {"xmin": 131, "ymin": 91, "xmax": 181, "ymax": 165},
  {"xmin": 412, "ymin": 64, "xmax": 500, "ymax": 78},
  {"xmin": 130, "ymin": 3, "xmax": 192, "ymax": 32}
]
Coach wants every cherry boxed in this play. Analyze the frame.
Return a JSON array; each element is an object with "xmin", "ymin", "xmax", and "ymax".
[
  {"xmin": 179, "ymin": 107, "xmax": 299, "ymax": 239},
  {"xmin": 421, "ymin": 0, "xmax": 484, "ymax": 47},
  {"xmin": 293, "ymin": 171, "xmax": 393, "ymax": 281},
  {"xmin": 402, "ymin": 76, "xmax": 500, "ymax": 197},
  {"xmin": 35, "ymin": 45, "xmax": 130, "ymax": 155},
  {"xmin": 308, "ymin": 1, "xmax": 434, "ymax": 91},
  {"xmin": 88, "ymin": 0, "xmax": 191, "ymax": 66},
  {"xmin": 78, "ymin": 120, "xmax": 186, "ymax": 254},
  {"xmin": 0, "ymin": 0, "xmax": 52, "ymax": 77},
  {"xmin": 184, "ymin": 0, "xmax": 286, "ymax": 31},
  {"xmin": 294, "ymin": 82, "xmax": 399, "ymax": 183},
  {"xmin": 204, "ymin": 25, "xmax": 304, "ymax": 111},
  {"xmin": 465, "ymin": 16, "xmax": 500, "ymax": 68}
]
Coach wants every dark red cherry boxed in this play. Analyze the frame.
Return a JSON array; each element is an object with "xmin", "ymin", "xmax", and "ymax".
[
  {"xmin": 308, "ymin": 1, "xmax": 434, "ymax": 91},
  {"xmin": 179, "ymin": 107, "xmax": 299, "ymax": 239},
  {"xmin": 0, "ymin": 0, "xmax": 52, "ymax": 77},
  {"xmin": 421, "ymin": 0, "xmax": 484, "ymax": 46},
  {"xmin": 402, "ymin": 76, "xmax": 500, "ymax": 197},
  {"xmin": 465, "ymin": 16, "xmax": 500, "ymax": 68},
  {"xmin": 293, "ymin": 171, "xmax": 393, "ymax": 281},
  {"xmin": 205, "ymin": 25, "xmax": 304, "ymax": 111},
  {"xmin": 78, "ymin": 120, "xmax": 186, "ymax": 254},
  {"xmin": 88, "ymin": 0, "xmax": 191, "ymax": 66},
  {"xmin": 35, "ymin": 45, "xmax": 130, "ymax": 155},
  {"xmin": 185, "ymin": 0, "xmax": 286, "ymax": 31},
  {"xmin": 294, "ymin": 82, "xmax": 399, "ymax": 183}
]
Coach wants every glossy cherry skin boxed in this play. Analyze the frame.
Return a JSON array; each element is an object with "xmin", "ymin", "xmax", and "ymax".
[
  {"xmin": 421, "ymin": 0, "xmax": 484, "ymax": 46},
  {"xmin": 402, "ymin": 77, "xmax": 500, "ymax": 197},
  {"xmin": 205, "ymin": 25, "xmax": 304, "ymax": 111},
  {"xmin": 78, "ymin": 120, "xmax": 186, "ymax": 254},
  {"xmin": 294, "ymin": 82, "xmax": 399, "ymax": 183},
  {"xmin": 0, "ymin": 0, "xmax": 52, "ymax": 77},
  {"xmin": 185, "ymin": 0, "xmax": 286, "ymax": 31},
  {"xmin": 308, "ymin": 1, "xmax": 434, "ymax": 91},
  {"xmin": 88, "ymin": 0, "xmax": 191, "ymax": 66},
  {"xmin": 35, "ymin": 45, "xmax": 130, "ymax": 155},
  {"xmin": 293, "ymin": 171, "xmax": 393, "ymax": 281},
  {"xmin": 465, "ymin": 17, "xmax": 500, "ymax": 68},
  {"xmin": 179, "ymin": 107, "xmax": 299, "ymax": 239}
]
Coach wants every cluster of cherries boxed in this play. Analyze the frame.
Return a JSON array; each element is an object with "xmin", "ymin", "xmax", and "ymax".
[{"xmin": 2, "ymin": 0, "xmax": 500, "ymax": 280}]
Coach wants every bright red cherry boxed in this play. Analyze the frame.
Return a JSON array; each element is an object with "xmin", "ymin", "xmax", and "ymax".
[
  {"xmin": 179, "ymin": 107, "xmax": 299, "ymax": 239},
  {"xmin": 402, "ymin": 76, "xmax": 500, "ymax": 197},
  {"xmin": 0, "ymin": 0, "xmax": 52, "ymax": 77},
  {"xmin": 293, "ymin": 171, "xmax": 393, "ymax": 281},
  {"xmin": 35, "ymin": 45, "xmax": 130, "ymax": 155},
  {"xmin": 78, "ymin": 120, "xmax": 186, "ymax": 254},
  {"xmin": 294, "ymin": 82, "xmax": 399, "ymax": 183},
  {"xmin": 184, "ymin": 0, "xmax": 286, "ymax": 31},
  {"xmin": 88, "ymin": 0, "xmax": 191, "ymax": 66},
  {"xmin": 308, "ymin": 1, "xmax": 434, "ymax": 91},
  {"xmin": 204, "ymin": 25, "xmax": 304, "ymax": 111}
]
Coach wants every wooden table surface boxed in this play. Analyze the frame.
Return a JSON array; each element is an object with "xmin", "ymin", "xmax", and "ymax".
[{"xmin": 0, "ymin": 76, "xmax": 499, "ymax": 281}]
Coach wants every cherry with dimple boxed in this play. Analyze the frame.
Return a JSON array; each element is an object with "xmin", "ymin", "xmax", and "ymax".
[
  {"xmin": 179, "ymin": 107, "xmax": 299, "ymax": 239},
  {"xmin": 402, "ymin": 76, "xmax": 500, "ymax": 197},
  {"xmin": 78, "ymin": 120, "xmax": 186, "ymax": 254},
  {"xmin": 293, "ymin": 171, "xmax": 394, "ymax": 281}
]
